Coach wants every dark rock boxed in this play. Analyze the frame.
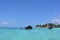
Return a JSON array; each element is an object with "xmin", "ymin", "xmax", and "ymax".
[
  {"xmin": 25, "ymin": 25, "xmax": 32, "ymax": 30},
  {"xmin": 49, "ymin": 26, "xmax": 53, "ymax": 29}
]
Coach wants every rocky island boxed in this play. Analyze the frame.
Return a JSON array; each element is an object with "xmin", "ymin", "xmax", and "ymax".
[{"xmin": 24, "ymin": 23, "xmax": 60, "ymax": 30}]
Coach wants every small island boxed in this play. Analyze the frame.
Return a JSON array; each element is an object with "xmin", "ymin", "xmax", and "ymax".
[
  {"xmin": 24, "ymin": 23, "xmax": 60, "ymax": 30},
  {"xmin": 25, "ymin": 25, "xmax": 32, "ymax": 30}
]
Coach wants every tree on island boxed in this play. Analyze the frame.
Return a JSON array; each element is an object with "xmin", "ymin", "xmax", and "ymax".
[
  {"xmin": 36, "ymin": 23, "xmax": 60, "ymax": 29},
  {"xmin": 47, "ymin": 23, "xmax": 54, "ymax": 29},
  {"xmin": 36, "ymin": 24, "xmax": 42, "ymax": 28}
]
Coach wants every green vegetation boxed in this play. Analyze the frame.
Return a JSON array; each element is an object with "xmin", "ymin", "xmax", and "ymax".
[
  {"xmin": 24, "ymin": 23, "xmax": 60, "ymax": 30},
  {"xmin": 36, "ymin": 23, "xmax": 60, "ymax": 28}
]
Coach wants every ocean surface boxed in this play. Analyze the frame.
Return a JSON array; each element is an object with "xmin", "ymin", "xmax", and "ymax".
[{"xmin": 0, "ymin": 28, "xmax": 60, "ymax": 40}]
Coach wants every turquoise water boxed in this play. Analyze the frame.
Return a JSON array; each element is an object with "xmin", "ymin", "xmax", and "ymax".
[{"xmin": 0, "ymin": 28, "xmax": 60, "ymax": 40}]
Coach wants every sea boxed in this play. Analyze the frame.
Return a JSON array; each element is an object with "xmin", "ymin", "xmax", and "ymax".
[{"xmin": 0, "ymin": 27, "xmax": 60, "ymax": 40}]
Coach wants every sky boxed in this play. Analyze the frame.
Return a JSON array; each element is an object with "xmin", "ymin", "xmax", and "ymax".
[{"xmin": 0, "ymin": 0, "xmax": 60, "ymax": 27}]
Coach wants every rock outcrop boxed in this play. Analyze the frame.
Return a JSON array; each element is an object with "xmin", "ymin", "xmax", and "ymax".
[{"xmin": 25, "ymin": 25, "xmax": 32, "ymax": 30}]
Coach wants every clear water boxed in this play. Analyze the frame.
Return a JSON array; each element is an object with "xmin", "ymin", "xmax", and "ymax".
[{"xmin": 0, "ymin": 28, "xmax": 60, "ymax": 40}]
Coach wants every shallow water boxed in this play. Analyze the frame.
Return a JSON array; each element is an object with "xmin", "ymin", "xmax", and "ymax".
[{"xmin": 0, "ymin": 28, "xmax": 60, "ymax": 40}]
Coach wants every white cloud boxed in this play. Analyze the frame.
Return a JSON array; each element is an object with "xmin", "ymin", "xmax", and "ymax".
[
  {"xmin": 49, "ymin": 14, "xmax": 60, "ymax": 24},
  {"xmin": 0, "ymin": 21, "xmax": 18, "ymax": 27},
  {"xmin": 0, "ymin": 21, "xmax": 8, "ymax": 25},
  {"xmin": 50, "ymin": 18, "xmax": 60, "ymax": 24}
]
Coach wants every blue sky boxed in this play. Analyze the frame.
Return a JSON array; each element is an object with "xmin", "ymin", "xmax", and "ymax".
[{"xmin": 0, "ymin": 0, "xmax": 60, "ymax": 27}]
